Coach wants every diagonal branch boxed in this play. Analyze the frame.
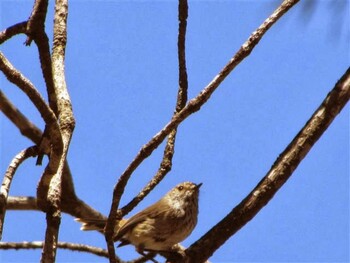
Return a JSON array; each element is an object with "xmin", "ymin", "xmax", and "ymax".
[
  {"xmin": 180, "ymin": 68, "xmax": 350, "ymax": 263},
  {"xmin": 0, "ymin": 52, "xmax": 63, "ymax": 172},
  {"xmin": 106, "ymin": 1, "xmax": 300, "ymax": 259},
  {"xmin": 105, "ymin": 1, "xmax": 190, "ymax": 260},
  {"xmin": 26, "ymin": 0, "xmax": 59, "ymax": 165},
  {"xmin": 118, "ymin": 0, "xmax": 189, "ymax": 219},
  {"xmin": 0, "ymin": 90, "xmax": 42, "ymax": 143},
  {"xmin": 0, "ymin": 52, "xmax": 55, "ymax": 124},
  {"xmin": 0, "ymin": 147, "xmax": 38, "ymax": 240},
  {"xmin": 0, "ymin": 90, "xmax": 105, "ymax": 221},
  {"xmin": 23, "ymin": 0, "xmax": 57, "ymax": 162},
  {"xmin": 0, "ymin": 21, "xmax": 27, "ymax": 45}
]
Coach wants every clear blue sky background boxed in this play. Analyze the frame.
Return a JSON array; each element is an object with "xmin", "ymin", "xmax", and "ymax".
[{"xmin": 0, "ymin": 1, "xmax": 349, "ymax": 262}]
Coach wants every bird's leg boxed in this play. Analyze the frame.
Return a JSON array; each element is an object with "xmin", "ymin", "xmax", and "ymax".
[{"xmin": 136, "ymin": 246, "xmax": 158, "ymax": 263}]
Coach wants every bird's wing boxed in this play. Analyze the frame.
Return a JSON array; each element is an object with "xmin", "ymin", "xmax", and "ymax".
[{"xmin": 113, "ymin": 200, "xmax": 169, "ymax": 241}]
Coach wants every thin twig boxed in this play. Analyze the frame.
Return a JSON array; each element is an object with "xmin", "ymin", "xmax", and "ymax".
[
  {"xmin": 177, "ymin": 0, "xmax": 188, "ymax": 111},
  {"xmin": 0, "ymin": 147, "xmax": 38, "ymax": 240},
  {"xmin": 106, "ymin": 1, "xmax": 299, "ymax": 258},
  {"xmin": 0, "ymin": 241, "xmax": 109, "ymax": 258},
  {"xmin": 105, "ymin": 1, "xmax": 190, "ymax": 261},
  {"xmin": 126, "ymin": 252, "xmax": 157, "ymax": 263},
  {"xmin": 118, "ymin": 0, "xmax": 189, "ymax": 218},
  {"xmin": 181, "ymin": 67, "xmax": 350, "ymax": 262}
]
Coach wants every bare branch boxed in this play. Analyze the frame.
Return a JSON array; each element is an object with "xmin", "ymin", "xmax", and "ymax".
[
  {"xmin": 0, "ymin": 147, "xmax": 38, "ymax": 239},
  {"xmin": 126, "ymin": 253, "xmax": 158, "ymax": 263},
  {"xmin": 0, "ymin": 241, "xmax": 109, "ymax": 258},
  {"xmin": 106, "ymin": 1, "xmax": 300, "ymax": 258},
  {"xmin": 25, "ymin": 0, "xmax": 49, "ymax": 46},
  {"xmin": 105, "ymin": 2, "xmax": 190, "ymax": 260},
  {"xmin": 0, "ymin": 241, "xmax": 154, "ymax": 262},
  {"xmin": 0, "ymin": 90, "xmax": 42, "ymax": 143},
  {"xmin": 35, "ymin": 28, "xmax": 57, "ymax": 113},
  {"xmin": 0, "ymin": 21, "xmax": 27, "ymax": 45},
  {"xmin": 6, "ymin": 195, "xmax": 107, "ymax": 224},
  {"xmin": 0, "ymin": 94, "xmax": 104, "ymax": 235},
  {"xmin": 177, "ymin": 0, "xmax": 188, "ymax": 111},
  {"xmin": 26, "ymin": 0, "xmax": 59, "ymax": 160},
  {"xmin": 0, "ymin": 90, "xmax": 105, "ymax": 220},
  {"xmin": 39, "ymin": 0, "xmax": 75, "ymax": 261},
  {"xmin": 0, "ymin": 52, "xmax": 63, "ymax": 172},
  {"xmin": 117, "ymin": 0, "xmax": 189, "ymax": 218},
  {"xmin": 6, "ymin": 196, "xmax": 38, "ymax": 211},
  {"xmin": 0, "ymin": 52, "xmax": 56, "ymax": 125},
  {"xmin": 179, "ymin": 68, "xmax": 350, "ymax": 262},
  {"xmin": 27, "ymin": 0, "xmax": 58, "ymax": 165}
]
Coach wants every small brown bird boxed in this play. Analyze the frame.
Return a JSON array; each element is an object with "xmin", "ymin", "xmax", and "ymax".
[{"xmin": 77, "ymin": 181, "xmax": 202, "ymax": 254}]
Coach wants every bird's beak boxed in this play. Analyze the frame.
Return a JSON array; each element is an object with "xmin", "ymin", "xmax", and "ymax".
[{"xmin": 196, "ymin": 183, "xmax": 203, "ymax": 189}]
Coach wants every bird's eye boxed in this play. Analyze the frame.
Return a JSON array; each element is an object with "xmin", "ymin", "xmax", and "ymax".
[{"xmin": 178, "ymin": 186, "xmax": 184, "ymax": 191}]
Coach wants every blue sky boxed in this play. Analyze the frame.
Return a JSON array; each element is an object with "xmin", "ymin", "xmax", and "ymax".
[{"xmin": 0, "ymin": 1, "xmax": 349, "ymax": 262}]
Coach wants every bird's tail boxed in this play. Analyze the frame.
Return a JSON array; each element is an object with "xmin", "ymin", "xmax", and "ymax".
[
  {"xmin": 75, "ymin": 218, "xmax": 107, "ymax": 232},
  {"xmin": 75, "ymin": 217, "xmax": 128, "ymax": 238}
]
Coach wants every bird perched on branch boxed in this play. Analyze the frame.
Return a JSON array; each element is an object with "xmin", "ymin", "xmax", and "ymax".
[{"xmin": 76, "ymin": 181, "xmax": 202, "ymax": 255}]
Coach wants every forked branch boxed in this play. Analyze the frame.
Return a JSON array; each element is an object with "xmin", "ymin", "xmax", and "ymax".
[
  {"xmin": 118, "ymin": 0, "xmax": 190, "ymax": 219},
  {"xmin": 106, "ymin": 2, "xmax": 300, "ymax": 262},
  {"xmin": 105, "ymin": 1, "xmax": 190, "ymax": 261},
  {"xmin": 0, "ymin": 147, "xmax": 38, "ymax": 239}
]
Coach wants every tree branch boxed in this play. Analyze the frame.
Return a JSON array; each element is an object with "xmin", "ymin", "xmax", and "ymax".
[
  {"xmin": 6, "ymin": 196, "xmax": 39, "ymax": 211},
  {"xmin": 0, "ymin": 90, "xmax": 42, "ymax": 143},
  {"xmin": 0, "ymin": 147, "xmax": 38, "ymax": 240},
  {"xmin": 0, "ymin": 241, "xmax": 155, "ymax": 262},
  {"xmin": 0, "ymin": 21, "xmax": 27, "ymax": 45},
  {"xmin": 25, "ymin": 0, "xmax": 49, "ymax": 46},
  {"xmin": 177, "ymin": 0, "xmax": 188, "ymax": 111},
  {"xmin": 179, "ymin": 68, "xmax": 350, "ymax": 262},
  {"xmin": 5, "ymin": 195, "xmax": 107, "ymax": 225},
  {"xmin": 106, "ymin": 1, "xmax": 299, "ymax": 260},
  {"xmin": 0, "ymin": 52, "xmax": 63, "ymax": 172},
  {"xmin": 105, "ymin": 1, "xmax": 190, "ymax": 261},
  {"xmin": 117, "ymin": 0, "xmax": 189, "ymax": 219},
  {"xmin": 0, "ymin": 52, "xmax": 55, "ymax": 124},
  {"xmin": 39, "ymin": 0, "xmax": 75, "ymax": 261},
  {"xmin": 27, "ymin": 0, "xmax": 59, "ymax": 165},
  {"xmin": 30, "ymin": 2, "xmax": 59, "ymax": 164},
  {"xmin": 0, "ymin": 90, "xmax": 105, "ymax": 220},
  {"xmin": 0, "ymin": 241, "xmax": 109, "ymax": 258}
]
